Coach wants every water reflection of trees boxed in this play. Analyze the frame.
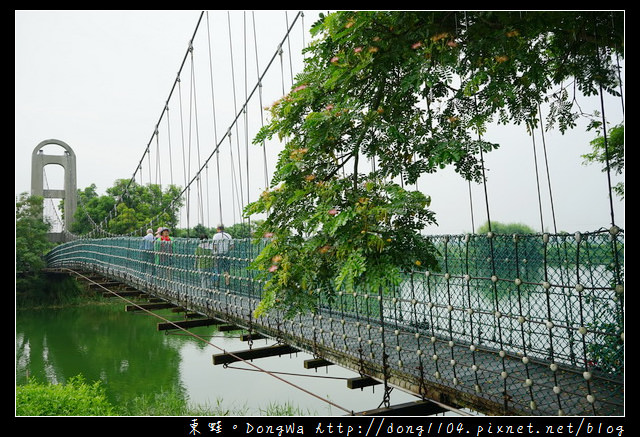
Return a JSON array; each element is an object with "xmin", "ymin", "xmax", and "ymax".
[{"xmin": 16, "ymin": 303, "xmax": 196, "ymax": 404}]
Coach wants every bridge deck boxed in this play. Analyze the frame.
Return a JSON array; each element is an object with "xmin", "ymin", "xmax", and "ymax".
[{"xmin": 45, "ymin": 230, "xmax": 624, "ymax": 416}]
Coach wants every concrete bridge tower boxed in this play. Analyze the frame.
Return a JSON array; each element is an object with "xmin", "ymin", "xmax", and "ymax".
[{"xmin": 31, "ymin": 139, "xmax": 77, "ymax": 242}]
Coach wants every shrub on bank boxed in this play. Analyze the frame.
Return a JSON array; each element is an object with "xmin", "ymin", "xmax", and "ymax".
[{"xmin": 16, "ymin": 375, "xmax": 117, "ymax": 416}]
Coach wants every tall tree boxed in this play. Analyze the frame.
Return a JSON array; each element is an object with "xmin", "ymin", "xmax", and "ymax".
[
  {"xmin": 16, "ymin": 193, "xmax": 53, "ymax": 296},
  {"xmin": 245, "ymin": 11, "xmax": 624, "ymax": 317},
  {"xmin": 70, "ymin": 180, "xmax": 184, "ymax": 236},
  {"xmin": 16, "ymin": 193, "xmax": 52, "ymax": 275}
]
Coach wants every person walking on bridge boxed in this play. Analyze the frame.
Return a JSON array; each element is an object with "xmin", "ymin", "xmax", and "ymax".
[
  {"xmin": 155, "ymin": 227, "xmax": 174, "ymax": 282},
  {"xmin": 140, "ymin": 228, "xmax": 155, "ymax": 276},
  {"xmin": 212, "ymin": 224, "xmax": 233, "ymax": 287},
  {"xmin": 195, "ymin": 234, "xmax": 214, "ymax": 289}
]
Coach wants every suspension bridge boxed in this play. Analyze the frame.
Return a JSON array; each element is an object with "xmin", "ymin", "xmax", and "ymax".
[{"xmin": 34, "ymin": 11, "xmax": 623, "ymax": 416}]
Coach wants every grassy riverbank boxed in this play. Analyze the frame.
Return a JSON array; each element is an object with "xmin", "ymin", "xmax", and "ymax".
[{"xmin": 16, "ymin": 375, "xmax": 312, "ymax": 416}]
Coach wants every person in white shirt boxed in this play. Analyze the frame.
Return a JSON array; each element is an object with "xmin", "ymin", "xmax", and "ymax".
[
  {"xmin": 212, "ymin": 224, "xmax": 233, "ymax": 286},
  {"xmin": 195, "ymin": 234, "xmax": 215, "ymax": 289},
  {"xmin": 140, "ymin": 228, "xmax": 155, "ymax": 275}
]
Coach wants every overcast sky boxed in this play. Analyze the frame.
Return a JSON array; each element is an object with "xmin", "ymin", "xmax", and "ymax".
[{"xmin": 15, "ymin": 10, "xmax": 624, "ymax": 235}]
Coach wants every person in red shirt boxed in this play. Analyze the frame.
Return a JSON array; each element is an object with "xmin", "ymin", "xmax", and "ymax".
[{"xmin": 154, "ymin": 227, "xmax": 174, "ymax": 281}]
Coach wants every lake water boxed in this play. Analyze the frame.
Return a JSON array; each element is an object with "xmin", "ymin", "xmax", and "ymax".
[{"xmin": 15, "ymin": 301, "xmax": 418, "ymax": 416}]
